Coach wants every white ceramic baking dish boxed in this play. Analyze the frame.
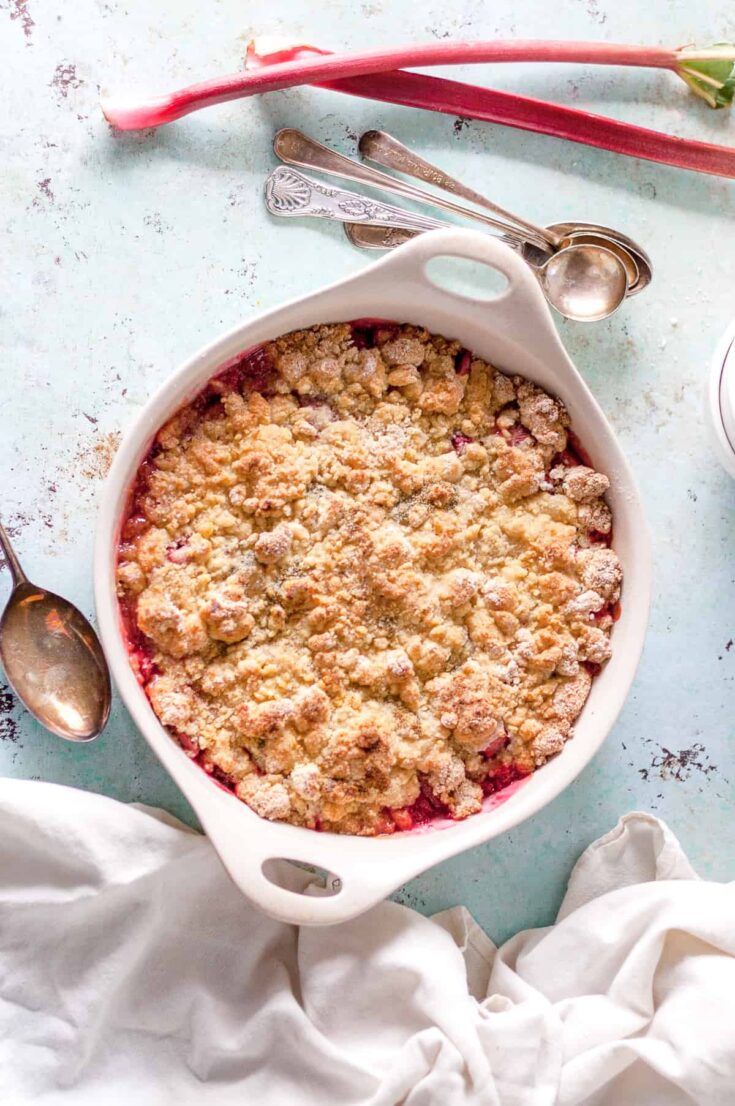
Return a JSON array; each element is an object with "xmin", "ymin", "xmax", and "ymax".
[{"xmin": 95, "ymin": 229, "xmax": 651, "ymax": 927}]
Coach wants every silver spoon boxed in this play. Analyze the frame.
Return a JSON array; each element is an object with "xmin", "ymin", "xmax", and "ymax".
[
  {"xmin": 359, "ymin": 130, "xmax": 648, "ymax": 292},
  {"xmin": 359, "ymin": 129, "xmax": 563, "ymax": 249},
  {"xmin": 265, "ymin": 168, "xmax": 628, "ymax": 322},
  {"xmin": 0, "ymin": 522, "xmax": 111, "ymax": 741},
  {"xmin": 272, "ymin": 129, "xmax": 645, "ymax": 301},
  {"xmin": 273, "ymin": 128, "xmax": 551, "ymax": 253}
]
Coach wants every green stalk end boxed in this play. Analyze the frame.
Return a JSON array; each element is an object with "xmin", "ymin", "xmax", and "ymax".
[{"xmin": 676, "ymin": 43, "xmax": 735, "ymax": 109}]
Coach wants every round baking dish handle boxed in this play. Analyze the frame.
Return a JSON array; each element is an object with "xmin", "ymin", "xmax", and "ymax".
[
  {"xmin": 374, "ymin": 227, "xmax": 562, "ymax": 360},
  {"xmin": 219, "ymin": 838, "xmax": 404, "ymax": 926}
]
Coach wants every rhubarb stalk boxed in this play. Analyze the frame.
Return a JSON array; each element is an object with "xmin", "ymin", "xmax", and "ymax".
[{"xmin": 257, "ymin": 47, "xmax": 735, "ymax": 178}]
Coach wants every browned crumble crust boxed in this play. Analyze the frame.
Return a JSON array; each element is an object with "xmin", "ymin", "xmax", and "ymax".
[{"xmin": 117, "ymin": 323, "xmax": 621, "ymax": 835}]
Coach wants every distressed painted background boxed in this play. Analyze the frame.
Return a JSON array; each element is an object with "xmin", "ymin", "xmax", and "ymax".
[{"xmin": 1, "ymin": 0, "xmax": 734, "ymax": 942}]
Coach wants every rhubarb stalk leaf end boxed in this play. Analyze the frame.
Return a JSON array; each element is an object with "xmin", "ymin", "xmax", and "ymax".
[{"xmin": 676, "ymin": 43, "xmax": 735, "ymax": 109}]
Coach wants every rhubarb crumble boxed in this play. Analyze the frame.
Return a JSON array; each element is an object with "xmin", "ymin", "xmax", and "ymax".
[{"xmin": 117, "ymin": 321, "xmax": 622, "ymax": 835}]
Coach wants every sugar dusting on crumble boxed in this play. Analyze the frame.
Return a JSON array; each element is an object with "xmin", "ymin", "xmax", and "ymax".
[{"xmin": 117, "ymin": 322, "xmax": 621, "ymax": 836}]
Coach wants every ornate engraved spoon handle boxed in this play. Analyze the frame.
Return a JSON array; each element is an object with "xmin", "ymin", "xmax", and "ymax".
[{"xmin": 265, "ymin": 167, "xmax": 448, "ymax": 233}]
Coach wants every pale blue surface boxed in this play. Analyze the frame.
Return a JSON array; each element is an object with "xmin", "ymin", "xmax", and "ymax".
[{"xmin": 1, "ymin": 0, "xmax": 734, "ymax": 943}]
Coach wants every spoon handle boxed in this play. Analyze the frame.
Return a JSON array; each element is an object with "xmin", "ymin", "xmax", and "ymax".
[
  {"xmin": 0, "ymin": 523, "xmax": 28, "ymax": 586},
  {"xmin": 344, "ymin": 221, "xmax": 526, "ymax": 257},
  {"xmin": 344, "ymin": 223, "xmax": 421, "ymax": 250},
  {"xmin": 273, "ymin": 129, "xmax": 549, "ymax": 252},
  {"xmin": 358, "ymin": 130, "xmax": 562, "ymax": 250},
  {"xmin": 265, "ymin": 167, "xmax": 451, "ymax": 233}
]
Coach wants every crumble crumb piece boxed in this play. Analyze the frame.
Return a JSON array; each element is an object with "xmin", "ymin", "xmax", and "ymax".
[{"xmin": 552, "ymin": 464, "xmax": 610, "ymax": 502}]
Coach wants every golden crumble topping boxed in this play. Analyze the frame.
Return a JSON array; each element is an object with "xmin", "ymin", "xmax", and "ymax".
[{"xmin": 117, "ymin": 321, "xmax": 622, "ymax": 835}]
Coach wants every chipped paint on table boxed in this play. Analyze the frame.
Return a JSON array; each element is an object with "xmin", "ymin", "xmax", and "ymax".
[{"xmin": 1, "ymin": 0, "xmax": 734, "ymax": 942}]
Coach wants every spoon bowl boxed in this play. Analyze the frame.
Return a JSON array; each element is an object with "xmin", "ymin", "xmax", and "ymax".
[
  {"xmin": 545, "ymin": 222, "xmax": 652, "ymax": 296},
  {"xmin": 0, "ymin": 524, "xmax": 110, "ymax": 741},
  {"xmin": 557, "ymin": 233, "xmax": 639, "ymax": 288},
  {"xmin": 537, "ymin": 243, "xmax": 629, "ymax": 323}
]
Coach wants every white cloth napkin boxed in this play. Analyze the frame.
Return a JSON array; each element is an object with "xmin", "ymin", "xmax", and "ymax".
[{"xmin": 1, "ymin": 780, "xmax": 733, "ymax": 1106}]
